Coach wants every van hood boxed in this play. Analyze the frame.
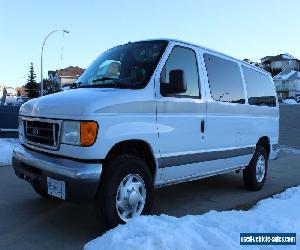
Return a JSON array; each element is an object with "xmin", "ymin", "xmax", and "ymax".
[{"xmin": 20, "ymin": 88, "xmax": 153, "ymax": 118}]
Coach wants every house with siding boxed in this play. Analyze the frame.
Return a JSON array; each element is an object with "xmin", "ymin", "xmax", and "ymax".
[
  {"xmin": 48, "ymin": 66, "xmax": 85, "ymax": 88},
  {"xmin": 261, "ymin": 54, "xmax": 300, "ymax": 76},
  {"xmin": 273, "ymin": 69, "xmax": 300, "ymax": 98}
]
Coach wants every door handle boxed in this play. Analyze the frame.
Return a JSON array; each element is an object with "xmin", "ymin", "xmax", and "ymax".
[{"xmin": 201, "ymin": 120, "xmax": 205, "ymax": 133}]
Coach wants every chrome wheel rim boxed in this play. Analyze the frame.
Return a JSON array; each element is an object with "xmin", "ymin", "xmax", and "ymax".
[
  {"xmin": 116, "ymin": 174, "xmax": 146, "ymax": 222},
  {"xmin": 256, "ymin": 155, "xmax": 266, "ymax": 182}
]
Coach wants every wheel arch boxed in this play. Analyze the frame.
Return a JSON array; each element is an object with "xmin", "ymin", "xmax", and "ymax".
[
  {"xmin": 103, "ymin": 139, "xmax": 158, "ymax": 181},
  {"xmin": 256, "ymin": 136, "xmax": 270, "ymax": 159}
]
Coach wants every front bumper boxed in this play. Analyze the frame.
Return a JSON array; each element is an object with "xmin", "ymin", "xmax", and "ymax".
[{"xmin": 12, "ymin": 144, "xmax": 102, "ymax": 203}]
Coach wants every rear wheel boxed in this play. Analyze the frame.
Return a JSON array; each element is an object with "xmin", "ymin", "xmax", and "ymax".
[
  {"xmin": 93, "ymin": 154, "xmax": 154, "ymax": 229},
  {"xmin": 243, "ymin": 145, "xmax": 268, "ymax": 191}
]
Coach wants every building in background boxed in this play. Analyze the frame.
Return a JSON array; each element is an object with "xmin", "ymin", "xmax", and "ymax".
[
  {"xmin": 48, "ymin": 66, "xmax": 85, "ymax": 89},
  {"xmin": 5, "ymin": 87, "xmax": 17, "ymax": 97},
  {"xmin": 273, "ymin": 69, "xmax": 300, "ymax": 99},
  {"xmin": 259, "ymin": 53, "xmax": 300, "ymax": 99},
  {"xmin": 261, "ymin": 54, "xmax": 300, "ymax": 77}
]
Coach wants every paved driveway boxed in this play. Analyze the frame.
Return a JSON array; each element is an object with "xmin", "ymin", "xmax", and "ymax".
[{"xmin": 1, "ymin": 104, "xmax": 300, "ymax": 250}]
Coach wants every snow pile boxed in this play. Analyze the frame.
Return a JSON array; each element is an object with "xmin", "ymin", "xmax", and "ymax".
[
  {"xmin": 283, "ymin": 99, "xmax": 298, "ymax": 105},
  {"xmin": 0, "ymin": 138, "xmax": 19, "ymax": 166},
  {"xmin": 85, "ymin": 186, "xmax": 300, "ymax": 250}
]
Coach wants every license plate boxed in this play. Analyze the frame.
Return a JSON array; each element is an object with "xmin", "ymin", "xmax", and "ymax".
[{"xmin": 47, "ymin": 177, "xmax": 66, "ymax": 200}]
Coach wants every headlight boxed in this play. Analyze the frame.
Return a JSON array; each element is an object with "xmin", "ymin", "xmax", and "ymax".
[
  {"xmin": 61, "ymin": 121, "xmax": 98, "ymax": 147},
  {"xmin": 18, "ymin": 116, "xmax": 24, "ymax": 135},
  {"xmin": 61, "ymin": 121, "xmax": 80, "ymax": 145}
]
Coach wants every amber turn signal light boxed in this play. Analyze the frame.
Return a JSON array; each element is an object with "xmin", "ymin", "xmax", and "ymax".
[{"xmin": 80, "ymin": 121, "xmax": 98, "ymax": 146}]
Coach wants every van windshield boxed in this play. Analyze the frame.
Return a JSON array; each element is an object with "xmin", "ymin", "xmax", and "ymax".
[{"xmin": 76, "ymin": 41, "xmax": 168, "ymax": 89}]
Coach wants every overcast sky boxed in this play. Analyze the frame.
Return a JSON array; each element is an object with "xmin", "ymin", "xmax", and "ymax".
[{"xmin": 0, "ymin": 0, "xmax": 299, "ymax": 87}]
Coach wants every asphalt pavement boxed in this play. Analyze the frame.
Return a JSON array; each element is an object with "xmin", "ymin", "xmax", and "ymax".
[{"xmin": 0, "ymin": 104, "xmax": 300, "ymax": 250}]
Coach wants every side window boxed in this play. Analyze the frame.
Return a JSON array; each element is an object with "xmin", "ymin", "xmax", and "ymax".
[
  {"xmin": 204, "ymin": 53, "xmax": 245, "ymax": 104},
  {"xmin": 160, "ymin": 46, "xmax": 200, "ymax": 98},
  {"xmin": 242, "ymin": 66, "xmax": 276, "ymax": 107}
]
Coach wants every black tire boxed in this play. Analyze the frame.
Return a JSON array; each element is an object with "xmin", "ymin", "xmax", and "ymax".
[
  {"xmin": 31, "ymin": 184, "xmax": 52, "ymax": 199},
  {"xmin": 93, "ymin": 154, "xmax": 154, "ymax": 229},
  {"xmin": 243, "ymin": 145, "xmax": 268, "ymax": 191}
]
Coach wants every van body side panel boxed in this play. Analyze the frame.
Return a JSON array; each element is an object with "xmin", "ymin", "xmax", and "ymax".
[
  {"xmin": 99, "ymin": 113, "xmax": 159, "ymax": 154},
  {"xmin": 241, "ymin": 66, "xmax": 279, "ymax": 159},
  {"xmin": 247, "ymin": 105, "xmax": 279, "ymax": 159},
  {"xmin": 94, "ymin": 85, "xmax": 161, "ymax": 168},
  {"xmin": 156, "ymin": 154, "xmax": 251, "ymax": 187},
  {"xmin": 205, "ymin": 102, "xmax": 253, "ymax": 150},
  {"xmin": 155, "ymin": 44, "xmax": 279, "ymax": 186},
  {"xmin": 206, "ymin": 103, "xmax": 279, "ymax": 157},
  {"xmin": 157, "ymin": 102, "xmax": 256, "ymax": 184},
  {"xmin": 202, "ymin": 51, "xmax": 279, "ymax": 163},
  {"xmin": 156, "ymin": 98, "xmax": 206, "ymax": 162}
]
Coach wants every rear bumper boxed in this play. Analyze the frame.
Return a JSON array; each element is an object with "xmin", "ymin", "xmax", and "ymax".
[{"xmin": 12, "ymin": 145, "xmax": 102, "ymax": 203}]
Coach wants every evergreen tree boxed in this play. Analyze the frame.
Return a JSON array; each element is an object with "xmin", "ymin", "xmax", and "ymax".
[{"xmin": 25, "ymin": 63, "xmax": 39, "ymax": 99}]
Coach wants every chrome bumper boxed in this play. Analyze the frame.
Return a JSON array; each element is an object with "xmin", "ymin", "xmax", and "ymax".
[{"xmin": 12, "ymin": 145, "xmax": 102, "ymax": 180}]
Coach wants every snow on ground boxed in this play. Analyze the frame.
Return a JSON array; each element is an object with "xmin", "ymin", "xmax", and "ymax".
[
  {"xmin": 280, "ymin": 145, "xmax": 300, "ymax": 155},
  {"xmin": 283, "ymin": 99, "xmax": 298, "ymax": 105},
  {"xmin": 0, "ymin": 138, "xmax": 19, "ymax": 166},
  {"xmin": 85, "ymin": 186, "xmax": 300, "ymax": 250}
]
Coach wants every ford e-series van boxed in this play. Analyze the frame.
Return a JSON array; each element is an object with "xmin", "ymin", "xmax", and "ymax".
[{"xmin": 12, "ymin": 39, "xmax": 279, "ymax": 228}]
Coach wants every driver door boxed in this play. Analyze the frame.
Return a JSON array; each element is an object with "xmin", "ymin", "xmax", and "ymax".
[{"xmin": 155, "ymin": 44, "xmax": 207, "ymax": 184}]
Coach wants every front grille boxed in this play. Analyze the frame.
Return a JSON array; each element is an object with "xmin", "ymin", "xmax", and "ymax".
[{"xmin": 24, "ymin": 119, "xmax": 60, "ymax": 149}]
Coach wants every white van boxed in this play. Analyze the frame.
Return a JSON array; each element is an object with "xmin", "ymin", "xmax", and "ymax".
[{"xmin": 13, "ymin": 39, "xmax": 279, "ymax": 228}]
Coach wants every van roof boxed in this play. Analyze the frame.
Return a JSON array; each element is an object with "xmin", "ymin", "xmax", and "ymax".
[{"xmin": 135, "ymin": 38, "xmax": 270, "ymax": 76}]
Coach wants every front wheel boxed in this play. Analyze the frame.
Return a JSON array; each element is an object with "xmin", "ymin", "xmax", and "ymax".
[
  {"xmin": 31, "ymin": 184, "xmax": 52, "ymax": 199},
  {"xmin": 93, "ymin": 154, "xmax": 154, "ymax": 229},
  {"xmin": 243, "ymin": 145, "xmax": 268, "ymax": 191}
]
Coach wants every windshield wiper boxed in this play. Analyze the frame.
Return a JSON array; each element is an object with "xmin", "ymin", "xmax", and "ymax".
[
  {"xmin": 78, "ymin": 82, "xmax": 140, "ymax": 89},
  {"xmin": 71, "ymin": 82, "xmax": 83, "ymax": 89},
  {"xmin": 91, "ymin": 77, "xmax": 119, "ymax": 83},
  {"xmin": 77, "ymin": 77, "xmax": 143, "ymax": 89},
  {"xmin": 72, "ymin": 78, "xmax": 119, "ymax": 89}
]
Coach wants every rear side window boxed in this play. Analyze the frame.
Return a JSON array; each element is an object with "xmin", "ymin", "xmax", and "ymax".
[
  {"xmin": 160, "ymin": 46, "xmax": 200, "ymax": 98},
  {"xmin": 242, "ymin": 66, "xmax": 276, "ymax": 107},
  {"xmin": 204, "ymin": 54, "xmax": 245, "ymax": 104}
]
